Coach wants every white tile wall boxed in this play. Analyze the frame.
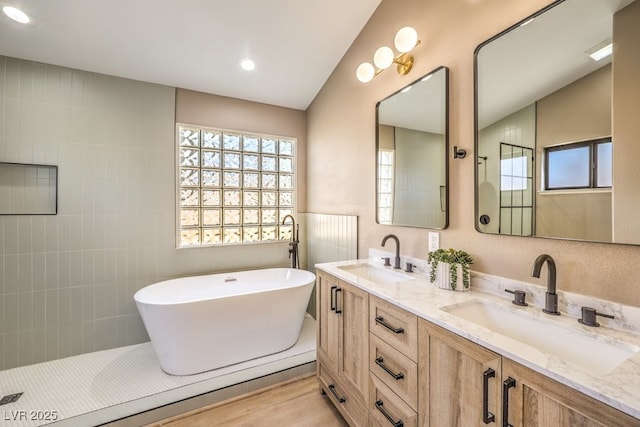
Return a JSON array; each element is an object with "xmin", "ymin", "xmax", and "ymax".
[
  {"xmin": 0, "ymin": 55, "xmax": 294, "ymax": 371},
  {"xmin": 304, "ymin": 213, "xmax": 358, "ymax": 268},
  {"xmin": 0, "ymin": 56, "xmax": 179, "ymax": 370},
  {"xmin": 303, "ymin": 213, "xmax": 358, "ymax": 317}
]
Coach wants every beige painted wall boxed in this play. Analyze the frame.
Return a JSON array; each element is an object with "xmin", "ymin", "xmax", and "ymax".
[
  {"xmin": 613, "ymin": 1, "xmax": 640, "ymax": 243},
  {"xmin": 535, "ymin": 65, "xmax": 612, "ymax": 241},
  {"xmin": 537, "ymin": 64, "xmax": 611, "ymax": 146},
  {"xmin": 307, "ymin": 0, "xmax": 640, "ymax": 307}
]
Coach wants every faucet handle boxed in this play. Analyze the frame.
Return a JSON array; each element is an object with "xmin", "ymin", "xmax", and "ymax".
[
  {"xmin": 382, "ymin": 257, "xmax": 391, "ymax": 267},
  {"xmin": 405, "ymin": 262, "xmax": 414, "ymax": 273},
  {"xmin": 578, "ymin": 307, "xmax": 614, "ymax": 327},
  {"xmin": 505, "ymin": 289, "xmax": 528, "ymax": 306}
]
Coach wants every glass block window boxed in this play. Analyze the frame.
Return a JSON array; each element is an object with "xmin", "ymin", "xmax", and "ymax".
[
  {"xmin": 177, "ymin": 125, "xmax": 296, "ymax": 247},
  {"xmin": 377, "ymin": 149, "xmax": 394, "ymax": 224}
]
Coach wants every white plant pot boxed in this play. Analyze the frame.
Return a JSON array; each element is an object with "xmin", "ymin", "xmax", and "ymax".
[{"xmin": 435, "ymin": 261, "xmax": 469, "ymax": 292}]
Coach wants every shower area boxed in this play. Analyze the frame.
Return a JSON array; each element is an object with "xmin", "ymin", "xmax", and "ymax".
[
  {"xmin": 477, "ymin": 104, "xmax": 536, "ymax": 237},
  {"xmin": 498, "ymin": 143, "xmax": 534, "ymax": 236},
  {"xmin": 477, "ymin": 143, "xmax": 535, "ymax": 236}
]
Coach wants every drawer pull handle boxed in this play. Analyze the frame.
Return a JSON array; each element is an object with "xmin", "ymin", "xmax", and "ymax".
[
  {"xmin": 375, "ymin": 316, "xmax": 404, "ymax": 334},
  {"xmin": 502, "ymin": 377, "xmax": 516, "ymax": 427},
  {"xmin": 375, "ymin": 357, "xmax": 405, "ymax": 380},
  {"xmin": 482, "ymin": 368, "xmax": 496, "ymax": 424},
  {"xmin": 328, "ymin": 384, "xmax": 346, "ymax": 403},
  {"xmin": 375, "ymin": 400, "xmax": 404, "ymax": 427},
  {"xmin": 335, "ymin": 288, "xmax": 342, "ymax": 314}
]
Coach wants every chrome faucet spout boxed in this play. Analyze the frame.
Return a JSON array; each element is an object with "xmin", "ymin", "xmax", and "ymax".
[
  {"xmin": 531, "ymin": 254, "xmax": 560, "ymax": 315},
  {"xmin": 381, "ymin": 234, "xmax": 401, "ymax": 269}
]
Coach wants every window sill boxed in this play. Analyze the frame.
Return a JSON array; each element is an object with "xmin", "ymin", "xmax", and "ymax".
[{"xmin": 538, "ymin": 188, "xmax": 612, "ymax": 196}]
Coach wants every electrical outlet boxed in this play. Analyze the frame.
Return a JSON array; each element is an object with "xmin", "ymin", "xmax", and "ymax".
[{"xmin": 428, "ymin": 232, "xmax": 440, "ymax": 252}]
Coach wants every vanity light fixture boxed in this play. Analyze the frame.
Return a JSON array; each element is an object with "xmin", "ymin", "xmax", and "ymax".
[
  {"xmin": 356, "ymin": 26, "xmax": 421, "ymax": 83},
  {"xmin": 3, "ymin": 5, "xmax": 30, "ymax": 24},
  {"xmin": 586, "ymin": 39, "xmax": 613, "ymax": 62}
]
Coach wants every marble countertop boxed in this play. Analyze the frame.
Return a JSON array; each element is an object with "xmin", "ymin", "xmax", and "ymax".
[{"xmin": 316, "ymin": 256, "xmax": 640, "ymax": 419}]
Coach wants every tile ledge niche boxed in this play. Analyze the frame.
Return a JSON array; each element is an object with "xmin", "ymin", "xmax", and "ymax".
[{"xmin": 367, "ymin": 248, "xmax": 640, "ymax": 334}]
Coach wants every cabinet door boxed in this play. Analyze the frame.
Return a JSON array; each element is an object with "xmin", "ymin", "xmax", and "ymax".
[
  {"xmin": 316, "ymin": 271, "xmax": 339, "ymax": 369},
  {"xmin": 337, "ymin": 280, "xmax": 369, "ymax": 404},
  {"xmin": 502, "ymin": 358, "xmax": 639, "ymax": 427},
  {"xmin": 422, "ymin": 319, "xmax": 502, "ymax": 427}
]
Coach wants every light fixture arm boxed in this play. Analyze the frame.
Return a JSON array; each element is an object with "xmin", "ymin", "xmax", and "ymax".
[{"xmin": 393, "ymin": 40, "xmax": 420, "ymax": 75}]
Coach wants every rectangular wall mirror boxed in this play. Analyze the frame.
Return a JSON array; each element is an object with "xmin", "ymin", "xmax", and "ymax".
[
  {"xmin": 376, "ymin": 66, "xmax": 449, "ymax": 229},
  {"xmin": 474, "ymin": 0, "xmax": 639, "ymax": 244},
  {"xmin": 0, "ymin": 162, "xmax": 58, "ymax": 215}
]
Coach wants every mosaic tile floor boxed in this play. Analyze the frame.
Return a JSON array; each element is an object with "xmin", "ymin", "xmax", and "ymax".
[{"xmin": 0, "ymin": 316, "xmax": 316, "ymax": 427}]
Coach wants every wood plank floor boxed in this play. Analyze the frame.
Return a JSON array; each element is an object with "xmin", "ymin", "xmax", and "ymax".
[{"xmin": 147, "ymin": 375, "xmax": 348, "ymax": 427}]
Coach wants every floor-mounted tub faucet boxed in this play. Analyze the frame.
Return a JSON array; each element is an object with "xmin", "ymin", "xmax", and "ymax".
[
  {"xmin": 282, "ymin": 215, "xmax": 299, "ymax": 269},
  {"xmin": 381, "ymin": 234, "xmax": 401, "ymax": 269},
  {"xmin": 531, "ymin": 254, "xmax": 560, "ymax": 315}
]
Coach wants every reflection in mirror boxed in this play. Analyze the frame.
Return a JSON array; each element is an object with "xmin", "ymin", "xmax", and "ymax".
[
  {"xmin": 475, "ymin": 0, "xmax": 640, "ymax": 244},
  {"xmin": 376, "ymin": 66, "xmax": 448, "ymax": 229}
]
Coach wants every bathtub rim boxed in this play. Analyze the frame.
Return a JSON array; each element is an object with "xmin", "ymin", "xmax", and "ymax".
[{"xmin": 134, "ymin": 267, "xmax": 316, "ymax": 306}]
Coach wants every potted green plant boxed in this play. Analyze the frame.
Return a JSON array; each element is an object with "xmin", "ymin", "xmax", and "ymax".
[{"xmin": 428, "ymin": 248, "xmax": 474, "ymax": 291}]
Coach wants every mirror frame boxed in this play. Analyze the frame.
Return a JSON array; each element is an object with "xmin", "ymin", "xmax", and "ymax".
[
  {"xmin": 375, "ymin": 65, "xmax": 450, "ymax": 229},
  {"xmin": 471, "ymin": 0, "xmax": 636, "ymax": 245}
]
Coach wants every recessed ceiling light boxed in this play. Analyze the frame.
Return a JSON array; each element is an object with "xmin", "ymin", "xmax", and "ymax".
[
  {"xmin": 3, "ymin": 6, "xmax": 30, "ymax": 24},
  {"xmin": 240, "ymin": 59, "xmax": 255, "ymax": 71},
  {"xmin": 587, "ymin": 40, "xmax": 613, "ymax": 62}
]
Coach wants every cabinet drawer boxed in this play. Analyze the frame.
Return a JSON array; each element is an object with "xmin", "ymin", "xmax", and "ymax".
[
  {"xmin": 369, "ymin": 333, "xmax": 418, "ymax": 410},
  {"xmin": 370, "ymin": 295, "xmax": 418, "ymax": 361},
  {"xmin": 318, "ymin": 363, "xmax": 368, "ymax": 427},
  {"xmin": 369, "ymin": 374, "xmax": 417, "ymax": 427}
]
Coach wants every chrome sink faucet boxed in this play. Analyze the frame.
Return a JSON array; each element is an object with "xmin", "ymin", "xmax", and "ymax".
[
  {"xmin": 381, "ymin": 234, "xmax": 401, "ymax": 269},
  {"xmin": 531, "ymin": 254, "xmax": 560, "ymax": 315}
]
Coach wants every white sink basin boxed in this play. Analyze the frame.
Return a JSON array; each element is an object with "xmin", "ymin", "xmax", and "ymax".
[
  {"xmin": 338, "ymin": 263, "xmax": 414, "ymax": 285},
  {"xmin": 442, "ymin": 299, "xmax": 640, "ymax": 375}
]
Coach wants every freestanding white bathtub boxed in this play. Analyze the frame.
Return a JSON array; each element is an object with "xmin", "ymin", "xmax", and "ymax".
[{"xmin": 134, "ymin": 268, "xmax": 315, "ymax": 375}]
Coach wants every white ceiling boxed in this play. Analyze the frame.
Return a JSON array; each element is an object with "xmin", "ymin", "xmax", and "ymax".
[{"xmin": 0, "ymin": 0, "xmax": 381, "ymax": 110}]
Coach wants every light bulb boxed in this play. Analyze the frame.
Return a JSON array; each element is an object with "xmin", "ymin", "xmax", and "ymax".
[
  {"xmin": 3, "ymin": 6, "xmax": 30, "ymax": 24},
  {"xmin": 373, "ymin": 46, "xmax": 394, "ymax": 70},
  {"xmin": 356, "ymin": 62, "xmax": 375, "ymax": 83},
  {"xmin": 394, "ymin": 27, "xmax": 418, "ymax": 53}
]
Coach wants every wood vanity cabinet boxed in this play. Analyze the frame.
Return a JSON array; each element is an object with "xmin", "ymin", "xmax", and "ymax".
[
  {"xmin": 419, "ymin": 318, "xmax": 501, "ymax": 426},
  {"xmin": 369, "ymin": 296, "xmax": 419, "ymax": 427},
  {"xmin": 502, "ymin": 358, "xmax": 639, "ymax": 427},
  {"xmin": 316, "ymin": 270, "xmax": 638, "ymax": 426},
  {"xmin": 418, "ymin": 318, "xmax": 639, "ymax": 427},
  {"xmin": 316, "ymin": 271, "xmax": 369, "ymax": 427}
]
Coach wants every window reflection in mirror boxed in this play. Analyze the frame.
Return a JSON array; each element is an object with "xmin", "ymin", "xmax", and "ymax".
[
  {"xmin": 474, "ymin": 0, "xmax": 639, "ymax": 244},
  {"xmin": 376, "ymin": 66, "xmax": 448, "ymax": 229}
]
